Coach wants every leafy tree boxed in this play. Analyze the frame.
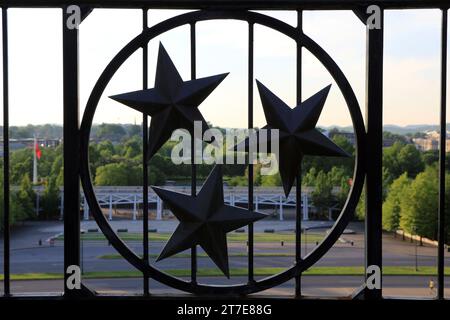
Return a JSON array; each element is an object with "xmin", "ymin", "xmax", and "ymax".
[
  {"xmin": 383, "ymin": 142, "xmax": 424, "ymax": 180},
  {"xmin": 10, "ymin": 148, "xmax": 33, "ymax": 185},
  {"xmin": 94, "ymin": 163, "xmax": 141, "ymax": 186},
  {"xmin": 382, "ymin": 173, "xmax": 410, "ymax": 231},
  {"xmin": 383, "ymin": 131, "xmax": 409, "ymax": 145},
  {"xmin": 96, "ymin": 140, "xmax": 115, "ymax": 162},
  {"xmin": 302, "ymin": 135, "xmax": 354, "ymax": 179},
  {"xmin": 355, "ymin": 188, "xmax": 366, "ymax": 221},
  {"xmin": 397, "ymin": 144, "xmax": 424, "ymax": 178},
  {"xmin": 56, "ymin": 167, "xmax": 64, "ymax": 187},
  {"xmin": 126, "ymin": 124, "xmax": 141, "ymax": 137},
  {"xmin": 422, "ymin": 150, "xmax": 439, "ymax": 166},
  {"xmin": 41, "ymin": 177, "xmax": 60, "ymax": 219},
  {"xmin": 311, "ymin": 170, "xmax": 333, "ymax": 217},
  {"xmin": 260, "ymin": 172, "xmax": 281, "ymax": 187},
  {"xmin": 16, "ymin": 174, "xmax": 36, "ymax": 219},
  {"xmin": 303, "ymin": 167, "xmax": 317, "ymax": 186},
  {"xmin": 227, "ymin": 176, "xmax": 247, "ymax": 187},
  {"xmin": 400, "ymin": 166, "xmax": 438, "ymax": 239},
  {"xmin": 123, "ymin": 135, "xmax": 142, "ymax": 158},
  {"xmin": 95, "ymin": 123, "xmax": 127, "ymax": 141},
  {"xmin": 0, "ymin": 172, "xmax": 22, "ymax": 230}
]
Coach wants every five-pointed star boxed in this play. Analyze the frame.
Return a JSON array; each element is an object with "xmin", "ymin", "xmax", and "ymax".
[
  {"xmin": 110, "ymin": 43, "xmax": 228, "ymax": 162},
  {"xmin": 152, "ymin": 165, "xmax": 266, "ymax": 278},
  {"xmin": 239, "ymin": 80, "xmax": 350, "ymax": 197}
]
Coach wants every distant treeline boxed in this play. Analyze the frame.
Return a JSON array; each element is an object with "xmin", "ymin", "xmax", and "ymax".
[
  {"xmin": 2, "ymin": 122, "xmax": 441, "ymax": 141},
  {"xmin": 0, "ymin": 123, "xmax": 142, "ymax": 141}
]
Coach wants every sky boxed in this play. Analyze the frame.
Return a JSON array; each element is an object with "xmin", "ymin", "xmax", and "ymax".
[{"xmin": 0, "ymin": 8, "xmax": 447, "ymax": 129}]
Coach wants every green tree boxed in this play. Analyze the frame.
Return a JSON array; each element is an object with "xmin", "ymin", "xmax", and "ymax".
[
  {"xmin": 0, "ymin": 172, "xmax": 21, "ymax": 230},
  {"xmin": 56, "ymin": 166, "xmax": 64, "ymax": 187},
  {"xmin": 383, "ymin": 142, "xmax": 424, "ymax": 180},
  {"xmin": 399, "ymin": 166, "xmax": 438, "ymax": 239},
  {"xmin": 94, "ymin": 163, "xmax": 141, "ymax": 186},
  {"xmin": 95, "ymin": 123, "xmax": 127, "ymax": 141},
  {"xmin": 41, "ymin": 177, "xmax": 60, "ymax": 219},
  {"xmin": 397, "ymin": 144, "xmax": 424, "ymax": 178},
  {"xmin": 303, "ymin": 167, "xmax": 317, "ymax": 187},
  {"xmin": 10, "ymin": 148, "xmax": 33, "ymax": 185},
  {"xmin": 260, "ymin": 172, "xmax": 281, "ymax": 187},
  {"xmin": 16, "ymin": 174, "xmax": 36, "ymax": 219},
  {"xmin": 311, "ymin": 170, "xmax": 333, "ymax": 217},
  {"xmin": 355, "ymin": 189, "xmax": 365, "ymax": 221},
  {"xmin": 382, "ymin": 173, "xmax": 410, "ymax": 231}
]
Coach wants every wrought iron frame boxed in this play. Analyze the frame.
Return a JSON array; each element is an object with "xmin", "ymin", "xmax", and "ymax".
[{"xmin": 1, "ymin": 0, "xmax": 448, "ymax": 300}]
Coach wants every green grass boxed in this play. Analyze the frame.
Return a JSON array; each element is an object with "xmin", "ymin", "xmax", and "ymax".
[
  {"xmin": 98, "ymin": 252, "xmax": 297, "ymax": 260},
  {"xmin": 2, "ymin": 266, "xmax": 450, "ymax": 281},
  {"xmin": 57, "ymin": 232, "xmax": 323, "ymax": 243}
]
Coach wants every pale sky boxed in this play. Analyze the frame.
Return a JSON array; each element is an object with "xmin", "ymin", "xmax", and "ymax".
[{"xmin": 0, "ymin": 8, "xmax": 447, "ymax": 129}]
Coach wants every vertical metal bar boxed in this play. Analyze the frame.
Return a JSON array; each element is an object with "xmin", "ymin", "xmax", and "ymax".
[
  {"xmin": 438, "ymin": 8, "xmax": 447, "ymax": 301},
  {"xmin": 63, "ymin": 6, "xmax": 81, "ymax": 296},
  {"xmin": 190, "ymin": 22, "xmax": 197, "ymax": 284},
  {"xmin": 365, "ymin": 8, "xmax": 384, "ymax": 300},
  {"xmin": 142, "ymin": 8, "xmax": 150, "ymax": 296},
  {"xmin": 295, "ymin": 9, "xmax": 303, "ymax": 298},
  {"xmin": 248, "ymin": 22, "xmax": 255, "ymax": 283},
  {"xmin": 2, "ymin": 7, "xmax": 10, "ymax": 297}
]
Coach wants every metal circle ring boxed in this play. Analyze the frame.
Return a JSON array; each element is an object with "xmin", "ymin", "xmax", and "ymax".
[{"xmin": 80, "ymin": 9, "xmax": 366, "ymax": 295}]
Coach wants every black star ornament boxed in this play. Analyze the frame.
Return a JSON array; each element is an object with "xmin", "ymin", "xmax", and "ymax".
[
  {"xmin": 152, "ymin": 165, "xmax": 267, "ymax": 278},
  {"xmin": 237, "ymin": 80, "xmax": 350, "ymax": 197},
  {"xmin": 110, "ymin": 43, "xmax": 228, "ymax": 161}
]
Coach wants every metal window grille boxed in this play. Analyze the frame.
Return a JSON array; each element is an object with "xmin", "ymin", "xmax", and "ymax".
[{"xmin": 0, "ymin": 0, "xmax": 448, "ymax": 300}]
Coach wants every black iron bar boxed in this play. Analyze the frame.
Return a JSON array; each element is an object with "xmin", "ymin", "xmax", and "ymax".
[
  {"xmin": 248, "ymin": 22, "xmax": 255, "ymax": 284},
  {"xmin": 142, "ymin": 8, "xmax": 150, "ymax": 296},
  {"xmin": 365, "ymin": 7, "xmax": 384, "ymax": 300},
  {"xmin": 62, "ymin": 6, "xmax": 82, "ymax": 297},
  {"xmin": 437, "ymin": 8, "xmax": 447, "ymax": 301},
  {"xmin": 295, "ymin": 9, "xmax": 303, "ymax": 298},
  {"xmin": 6, "ymin": 1, "xmax": 450, "ymax": 10},
  {"xmin": 2, "ymin": 7, "xmax": 10, "ymax": 297},
  {"xmin": 190, "ymin": 22, "xmax": 197, "ymax": 284}
]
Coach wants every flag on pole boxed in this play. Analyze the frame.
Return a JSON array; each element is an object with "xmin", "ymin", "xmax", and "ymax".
[
  {"xmin": 35, "ymin": 141, "xmax": 42, "ymax": 160},
  {"xmin": 33, "ymin": 135, "xmax": 40, "ymax": 184}
]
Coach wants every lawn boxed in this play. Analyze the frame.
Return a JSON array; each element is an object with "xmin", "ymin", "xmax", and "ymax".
[
  {"xmin": 3, "ymin": 266, "xmax": 450, "ymax": 281},
  {"xmin": 98, "ymin": 252, "xmax": 297, "ymax": 259}
]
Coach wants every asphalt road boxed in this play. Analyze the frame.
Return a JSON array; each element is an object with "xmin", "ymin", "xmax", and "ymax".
[
  {"xmin": 1, "ymin": 239, "xmax": 446, "ymax": 274},
  {"xmin": 1, "ymin": 220, "xmax": 450, "ymax": 297},
  {"xmin": 1, "ymin": 230, "xmax": 447, "ymax": 274}
]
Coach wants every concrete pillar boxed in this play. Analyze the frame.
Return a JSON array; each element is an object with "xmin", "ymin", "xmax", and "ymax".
[
  {"xmin": 36, "ymin": 192, "xmax": 40, "ymax": 216},
  {"xmin": 156, "ymin": 196, "xmax": 162, "ymax": 220},
  {"xmin": 328, "ymin": 208, "xmax": 332, "ymax": 221},
  {"xmin": 255, "ymin": 195, "xmax": 259, "ymax": 211},
  {"xmin": 132, "ymin": 194, "xmax": 137, "ymax": 220},
  {"xmin": 60, "ymin": 192, "xmax": 64, "ymax": 220},
  {"xmin": 108, "ymin": 194, "xmax": 113, "ymax": 221},
  {"xmin": 279, "ymin": 195, "xmax": 284, "ymax": 221},
  {"xmin": 83, "ymin": 197, "xmax": 89, "ymax": 221},
  {"xmin": 303, "ymin": 194, "xmax": 309, "ymax": 221}
]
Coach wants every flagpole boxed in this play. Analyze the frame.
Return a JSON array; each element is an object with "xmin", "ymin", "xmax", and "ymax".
[{"xmin": 33, "ymin": 135, "xmax": 38, "ymax": 184}]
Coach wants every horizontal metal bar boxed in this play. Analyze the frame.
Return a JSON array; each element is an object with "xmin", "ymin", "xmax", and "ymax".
[{"xmin": 2, "ymin": 0, "xmax": 450, "ymax": 10}]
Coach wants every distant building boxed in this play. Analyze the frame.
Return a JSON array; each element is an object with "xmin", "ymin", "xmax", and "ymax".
[
  {"xmin": 0, "ymin": 138, "xmax": 61, "ymax": 156},
  {"xmin": 412, "ymin": 131, "xmax": 450, "ymax": 151},
  {"xmin": 326, "ymin": 130, "xmax": 356, "ymax": 145}
]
